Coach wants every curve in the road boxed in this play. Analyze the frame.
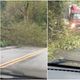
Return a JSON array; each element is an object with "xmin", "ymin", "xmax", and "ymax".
[{"xmin": 0, "ymin": 48, "xmax": 47, "ymax": 68}]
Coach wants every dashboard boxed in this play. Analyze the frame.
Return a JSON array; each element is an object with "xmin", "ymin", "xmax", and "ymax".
[{"xmin": 48, "ymin": 66, "xmax": 80, "ymax": 79}]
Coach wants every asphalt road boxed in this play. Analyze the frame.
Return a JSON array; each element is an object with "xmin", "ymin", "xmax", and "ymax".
[{"xmin": 0, "ymin": 47, "xmax": 47, "ymax": 78}]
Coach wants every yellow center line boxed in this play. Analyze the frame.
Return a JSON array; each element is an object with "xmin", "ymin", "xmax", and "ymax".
[{"xmin": 0, "ymin": 48, "xmax": 47, "ymax": 68}]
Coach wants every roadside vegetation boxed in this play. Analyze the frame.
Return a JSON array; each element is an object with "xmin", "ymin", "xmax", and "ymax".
[
  {"xmin": 0, "ymin": 1, "xmax": 47, "ymax": 47},
  {"xmin": 48, "ymin": 1, "xmax": 80, "ymax": 60}
]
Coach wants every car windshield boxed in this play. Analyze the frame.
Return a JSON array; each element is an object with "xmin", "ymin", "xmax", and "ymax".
[
  {"xmin": 73, "ymin": 13, "xmax": 80, "ymax": 19},
  {"xmin": 48, "ymin": 2, "xmax": 80, "ymax": 68},
  {"xmin": 0, "ymin": 1, "xmax": 47, "ymax": 79},
  {"xmin": 48, "ymin": 48, "xmax": 80, "ymax": 67}
]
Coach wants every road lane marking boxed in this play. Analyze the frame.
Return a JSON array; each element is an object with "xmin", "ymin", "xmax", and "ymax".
[{"xmin": 0, "ymin": 48, "xmax": 47, "ymax": 68}]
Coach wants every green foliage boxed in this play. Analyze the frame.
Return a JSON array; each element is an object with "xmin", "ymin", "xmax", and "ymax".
[
  {"xmin": 48, "ymin": 1, "xmax": 80, "ymax": 61},
  {"xmin": 33, "ymin": 2, "xmax": 47, "ymax": 26},
  {"xmin": 1, "ymin": 1, "xmax": 47, "ymax": 47},
  {"xmin": 71, "ymin": 0, "xmax": 80, "ymax": 6},
  {"xmin": 11, "ymin": 22, "xmax": 47, "ymax": 47},
  {"xmin": 0, "ymin": 1, "xmax": 6, "ymax": 10},
  {"xmin": 48, "ymin": 27, "xmax": 80, "ymax": 60},
  {"xmin": 48, "ymin": 1, "xmax": 65, "ymax": 42},
  {"xmin": 0, "ymin": 40, "xmax": 12, "ymax": 47},
  {"xmin": 1, "ymin": 1, "xmax": 47, "ymax": 27},
  {"xmin": 48, "ymin": 30, "xmax": 80, "ymax": 60},
  {"xmin": 1, "ymin": 21, "xmax": 47, "ymax": 47}
]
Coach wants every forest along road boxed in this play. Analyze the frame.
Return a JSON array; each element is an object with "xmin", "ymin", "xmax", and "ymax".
[{"xmin": 0, "ymin": 47, "xmax": 47, "ymax": 78}]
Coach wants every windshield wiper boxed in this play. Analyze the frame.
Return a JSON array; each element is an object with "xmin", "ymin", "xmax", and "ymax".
[
  {"xmin": 49, "ymin": 59, "xmax": 80, "ymax": 64},
  {"xmin": 48, "ymin": 59, "xmax": 80, "ymax": 69},
  {"xmin": 49, "ymin": 59, "xmax": 67, "ymax": 64}
]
